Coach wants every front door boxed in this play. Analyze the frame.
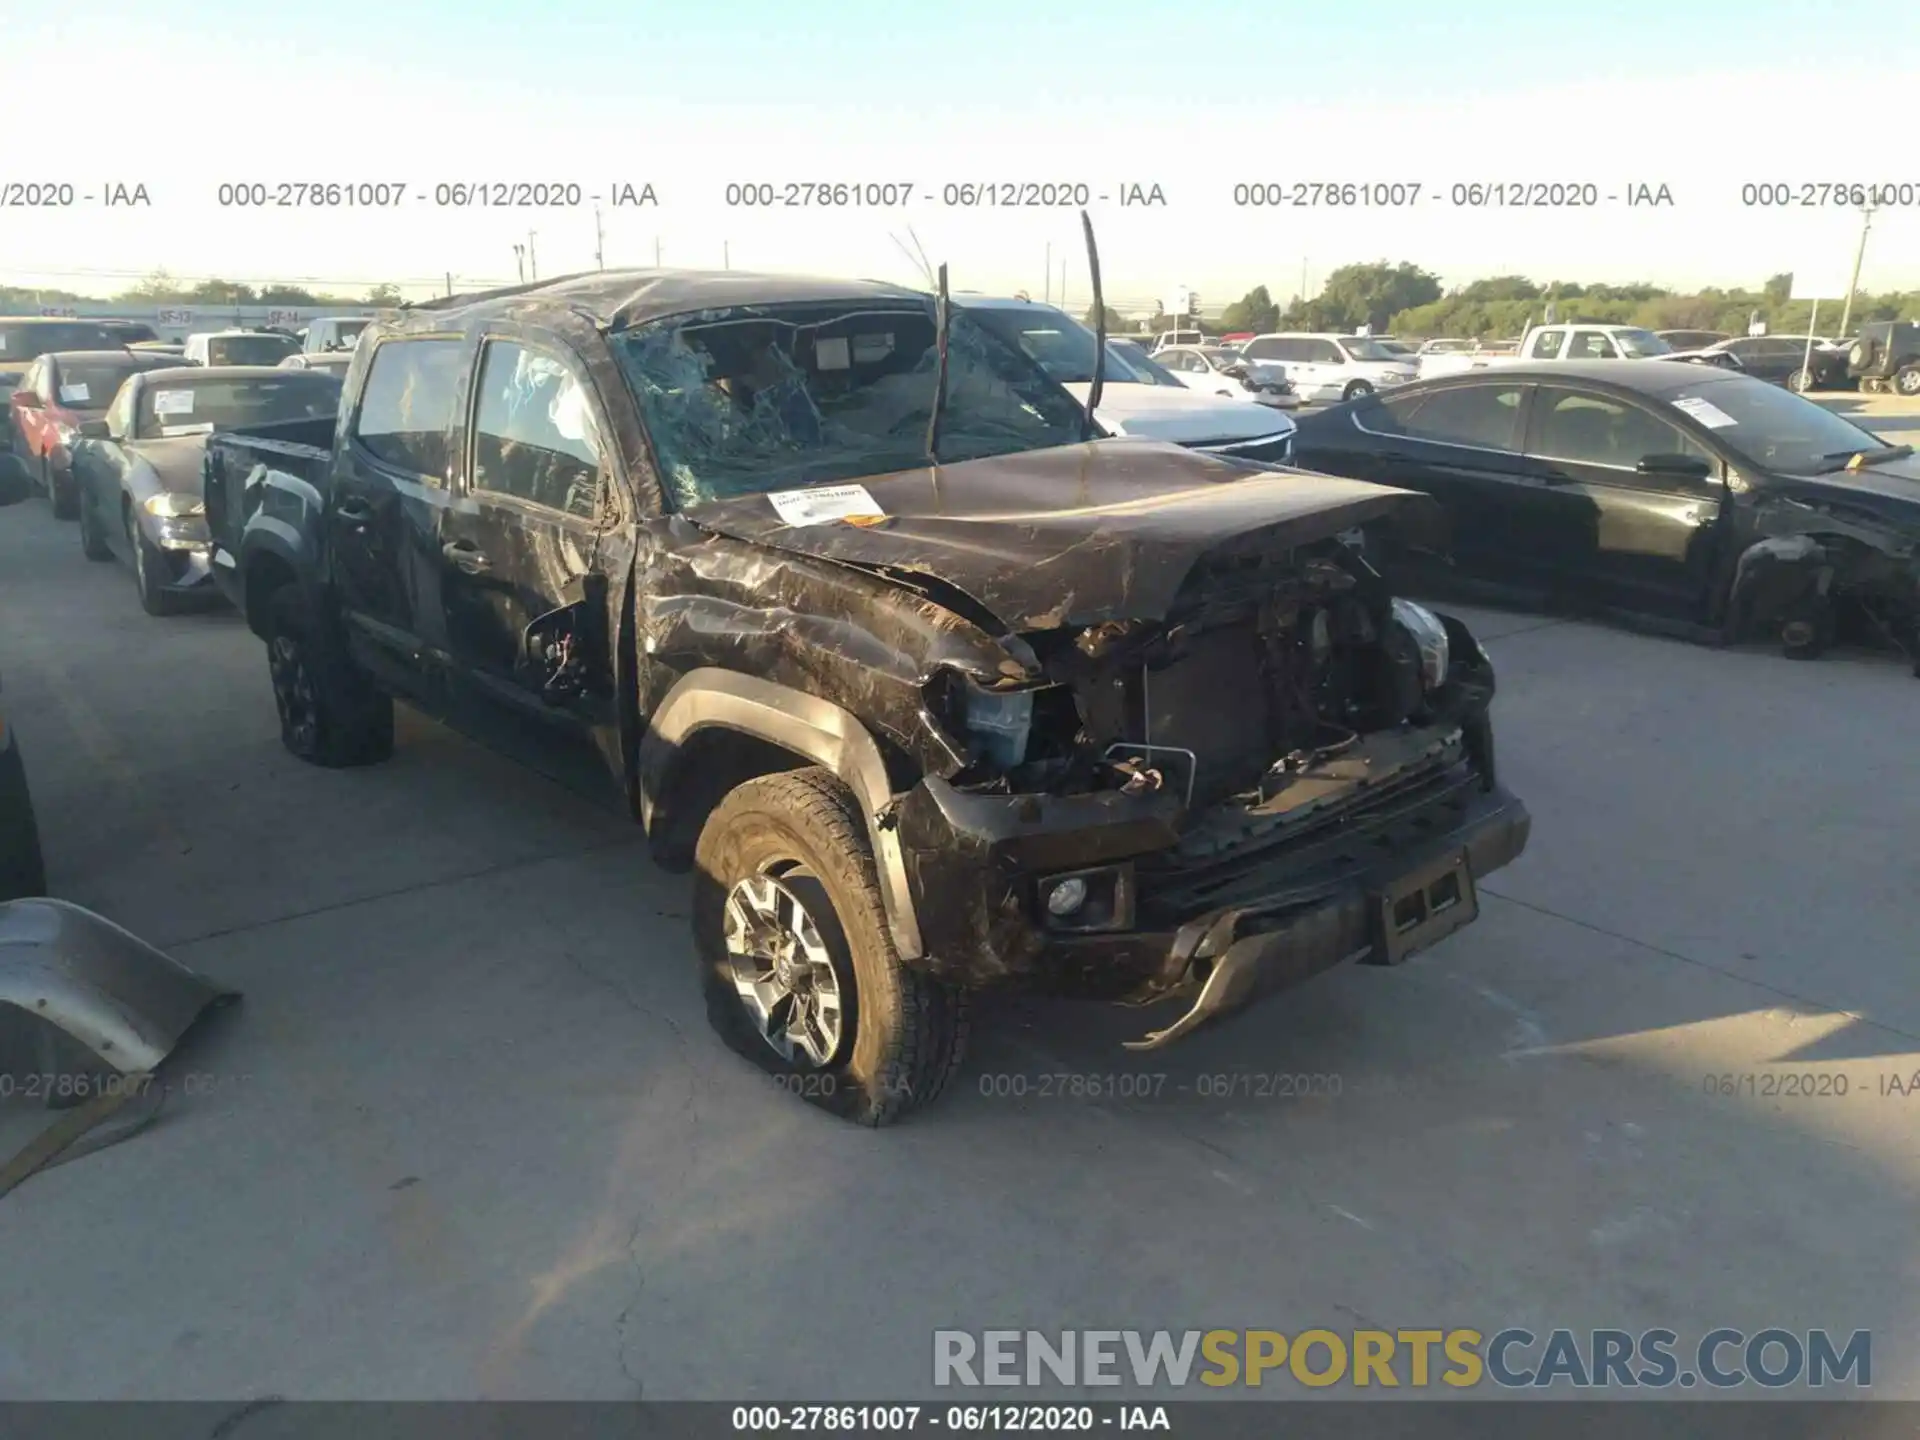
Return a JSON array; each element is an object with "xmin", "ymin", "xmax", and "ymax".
[
  {"xmin": 1520, "ymin": 385, "xmax": 1727, "ymax": 615},
  {"xmin": 437, "ymin": 335, "xmax": 626, "ymax": 806},
  {"xmin": 328, "ymin": 333, "xmax": 468, "ymax": 707}
]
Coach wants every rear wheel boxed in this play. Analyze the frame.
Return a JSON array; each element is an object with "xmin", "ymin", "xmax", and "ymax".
[
  {"xmin": 1786, "ymin": 367, "xmax": 1815, "ymax": 393},
  {"xmin": 265, "ymin": 587, "xmax": 394, "ymax": 767},
  {"xmin": 1342, "ymin": 379, "xmax": 1374, "ymax": 402},
  {"xmin": 1895, "ymin": 364, "xmax": 1920, "ymax": 398},
  {"xmin": 693, "ymin": 768, "xmax": 968, "ymax": 1127}
]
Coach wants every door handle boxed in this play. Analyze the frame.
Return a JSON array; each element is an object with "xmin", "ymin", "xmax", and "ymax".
[{"xmin": 442, "ymin": 539, "xmax": 491, "ymax": 575}]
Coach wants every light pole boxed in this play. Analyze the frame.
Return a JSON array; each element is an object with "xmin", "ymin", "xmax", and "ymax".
[
  {"xmin": 594, "ymin": 208, "xmax": 605, "ymax": 270},
  {"xmin": 513, "ymin": 244, "xmax": 525, "ymax": 283},
  {"xmin": 527, "ymin": 230, "xmax": 538, "ymax": 281},
  {"xmin": 1838, "ymin": 205, "xmax": 1875, "ymax": 339}
]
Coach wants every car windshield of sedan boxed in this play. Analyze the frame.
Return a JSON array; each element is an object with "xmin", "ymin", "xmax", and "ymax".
[
  {"xmin": 207, "ymin": 334, "xmax": 301, "ymax": 366},
  {"xmin": 134, "ymin": 375, "xmax": 343, "ymax": 438},
  {"xmin": 614, "ymin": 302, "xmax": 1092, "ymax": 507},
  {"xmin": 1341, "ymin": 337, "xmax": 1402, "ymax": 362},
  {"xmin": 1667, "ymin": 376, "xmax": 1887, "ymax": 475},
  {"xmin": 51, "ymin": 358, "xmax": 154, "ymax": 409}
]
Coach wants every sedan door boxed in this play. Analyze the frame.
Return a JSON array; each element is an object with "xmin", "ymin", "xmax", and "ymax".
[
  {"xmin": 436, "ymin": 334, "xmax": 627, "ymax": 805},
  {"xmin": 327, "ymin": 334, "xmax": 469, "ymax": 708},
  {"xmin": 1519, "ymin": 385, "xmax": 1727, "ymax": 616},
  {"xmin": 1335, "ymin": 380, "xmax": 1545, "ymax": 581}
]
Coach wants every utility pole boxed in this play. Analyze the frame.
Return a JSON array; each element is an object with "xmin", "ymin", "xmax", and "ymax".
[
  {"xmin": 1839, "ymin": 205, "xmax": 1876, "ymax": 339},
  {"xmin": 445, "ymin": 271, "xmax": 453, "ymax": 297},
  {"xmin": 1300, "ymin": 257, "xmax": 1309, "ymax": 303},
  {"xmin": 1060, "ymin": 257, "xmax": 1067, "ymax": 314},
  {"xmin": 513, "ymin": 244, "xmax": 525, "ymax": 283},
  {"xmin": 723, "ymin": 240, "xmax": 731, "ymax": 270},
  {"xmin": 594, "ymin": 208, "xmax": 605, "ymax": 270},
  {"xmin": 654, "ymin": 236, "xmax": 662, "ymax": 267},
  {"xmin": 1044, "ymin": 241, "xmax": 1051, "ymax": 304},
  {"xmin": 527, "ymin": 230, "xmax": 538, "ymax": 281}
]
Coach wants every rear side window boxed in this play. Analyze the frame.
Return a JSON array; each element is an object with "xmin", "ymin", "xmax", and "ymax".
[
  {"xmin": 1373, "ymin": 384, "xmax": 1526, "ymax": 451},
  {"xmin": 470, "ymin": 341, "xmax": 605, "ymax": 519},
  {"xmin": 1527, "ymin": 330, "xmax": 1565, "ymax": 360},
  {"xmin": 352, "ymin": 337, "xmax": 465, "ymax": 481}
]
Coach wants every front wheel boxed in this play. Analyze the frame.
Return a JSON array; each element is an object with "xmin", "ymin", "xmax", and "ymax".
[
  {"xmin": 128, "ymin": 512, "xmax": 180, "ymax": 616},
  {"xmin": 694, "ymin": 768, "xmax": 969, "ymax": 1127},
  {"xmin": 77, "ymin": 487, "xmax": 112, "ymax": 560},
  {"xmin": 1342, "ymin": 379, "xmax": 1374, "ymax": 402},
  {"xmin": 265, "ymin": 587, "xmax": 394, "ymax": 767},
  {"xmin": 1786, "ymin": 367, "xmax": 1815, "ymax": 393},
  {"xmin": 1895, "ymin": 364, "xmax": 1920, "ymax": 398},
  {"xmin": 1779, "ymin": 597, "xmax": 1835, "ymax": 661}
]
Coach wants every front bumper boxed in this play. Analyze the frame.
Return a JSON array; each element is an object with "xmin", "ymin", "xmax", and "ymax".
[
  {"xmin": 1122, "ymin": 782, "xmax": 1529, "ymax": 1048},
  {"xmin": 895, "ymin": 736, "xmax": 1530, "ymax": 1046},
  {"xmin": 142, "ymin": 515, "xmax": 217, "ymax": 591}
]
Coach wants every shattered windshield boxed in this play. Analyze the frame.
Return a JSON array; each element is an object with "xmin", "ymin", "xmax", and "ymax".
[{"xmin": 613, "ymin": 302, "xmax": 1093, "ymax": 508}]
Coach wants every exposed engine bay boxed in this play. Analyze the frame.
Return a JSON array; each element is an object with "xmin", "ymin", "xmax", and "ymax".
[{"xmin": 927, "ymin": 535, "xmax": 1457, "ymax": 815}]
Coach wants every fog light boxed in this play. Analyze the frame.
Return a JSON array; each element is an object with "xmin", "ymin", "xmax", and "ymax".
[{"xmin": 1045, "ymin": 876, "xmax": 1089, "ymax": 917}]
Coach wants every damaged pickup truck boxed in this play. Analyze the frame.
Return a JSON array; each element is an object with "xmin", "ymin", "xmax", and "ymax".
[{"xmin": 201, "ymin": 269, "xmax": 1530, "ymax": 1125}]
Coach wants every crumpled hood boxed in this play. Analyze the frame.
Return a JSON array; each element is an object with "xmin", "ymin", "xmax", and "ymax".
[
  {"xmin": 1774, "ymin": 455, "xmax": 1920, "ymax": 523},
  {"xmin": 1061, "ymin": 383, "xmax": 1296, "ymax": 444},
  {"xmin": 127, "ymin": 435, "xmax": 213, "ymax": 496},
  {"xmin": 683, "ymin": 439, "xmax": 1437, "ymax": 631}
]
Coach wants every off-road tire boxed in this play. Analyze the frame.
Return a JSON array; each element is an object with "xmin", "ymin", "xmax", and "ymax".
[
  {"xmin": 265, "ymin": 586, "xmax": 394, "ymax": 767},
  {"xmin": 693, "ymin": 767, "xmax": 969, "ymax": 1127},
  {"xmin": 1896, "ymin": 363, "xmax": 1920, "ymax": 398},
  {"xmin": 77, "ymin": 489, "xmax": 112, "ymax": 560}
]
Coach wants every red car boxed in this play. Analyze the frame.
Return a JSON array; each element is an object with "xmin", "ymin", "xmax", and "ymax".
[{"xmin": 9, "ymin": 349, "xmax": 182, "ymax": 518}]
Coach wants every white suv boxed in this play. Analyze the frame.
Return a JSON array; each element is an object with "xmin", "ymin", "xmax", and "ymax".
[{"xmin": 1238, "ymin": 332, "xmax": 1418, "ymax": 403}]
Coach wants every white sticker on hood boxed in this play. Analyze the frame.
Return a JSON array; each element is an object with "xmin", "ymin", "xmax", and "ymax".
[
  {"xmin": 152, "ymin": 389, "xmax": 196, "ymax": 416},
  {"xmin": 58, "ymin": 382, "xmax": 90, "ymax": 403},
  {"xmin": 1672, "ymin": 395, "xmax": 1737, "ymax": 429},
  {"xmin": 767, "ymin": 483, "xmax": 885, "ymax": 527}
]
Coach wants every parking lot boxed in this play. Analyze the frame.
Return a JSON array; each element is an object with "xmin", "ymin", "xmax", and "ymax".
[{"xmin": 2, "ymin": 398, "xmax": 1918, "ymax": 1403}]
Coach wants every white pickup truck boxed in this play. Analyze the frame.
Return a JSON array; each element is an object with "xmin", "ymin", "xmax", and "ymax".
[{"xmin": 1417, "ymin": 323, "xmax": 1723, "ymax": 378}]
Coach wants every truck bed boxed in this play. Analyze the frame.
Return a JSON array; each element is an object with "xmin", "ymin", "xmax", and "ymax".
[{"xmin": 202, "ymin": 418, "xmax": 338, "ymax": 609}]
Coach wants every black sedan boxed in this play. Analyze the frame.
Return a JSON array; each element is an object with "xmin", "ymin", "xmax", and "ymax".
[
  {"xmin": 1687, "ymin": 335, "xmax": 1849, "ymax": 391},
  {"xmin": 1291, "ymin": 361, "xmax": 1920, "ymax": 669},
  {"xmin": 71, "ymin": 366, "xmax": 342, "ymax": 615}
]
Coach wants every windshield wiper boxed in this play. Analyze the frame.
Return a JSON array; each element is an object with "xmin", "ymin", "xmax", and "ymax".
[{"xmin": 1815, "ymin": 443, "xmax": 1914, "ymax": 473}]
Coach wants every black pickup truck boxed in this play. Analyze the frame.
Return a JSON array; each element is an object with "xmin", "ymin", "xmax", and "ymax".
[{"xmin": 202, "ymin": 269, "xmax": 1531, "ymax": 1125}]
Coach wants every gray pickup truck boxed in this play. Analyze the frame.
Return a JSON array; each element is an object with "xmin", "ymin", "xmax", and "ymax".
[{"xmin": 201, "ymin": 269, "xmax": 1530, "ymax": 1126}]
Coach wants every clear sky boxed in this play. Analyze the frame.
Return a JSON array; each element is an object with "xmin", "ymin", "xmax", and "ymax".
[{"xmin": 4, "ymin": 0, "xmax": 1916, "ymax": 306}]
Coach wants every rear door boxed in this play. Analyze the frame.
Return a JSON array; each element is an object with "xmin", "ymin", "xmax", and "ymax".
[
  {"xmin": 436, "ymin": 331, "xmax": 627, "ymax": 803},
  {"xmin": 1346, "ymin": 380, "xmax": 1543, "ymax": 579},
  {"xmin": 1520, "ymin": 384, "xmax": 1727, "ymax": 614},
  {"xmin": 328, "ymin": 333, "xmax": 469, "ymax": 708}
]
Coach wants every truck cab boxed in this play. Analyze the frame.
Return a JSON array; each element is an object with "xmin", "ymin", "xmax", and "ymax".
[{"xmin": 300, "ymin": 316, "xmax": 374, "ymax": 354}]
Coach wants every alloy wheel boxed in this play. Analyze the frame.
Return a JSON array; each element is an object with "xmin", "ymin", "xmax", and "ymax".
[{"xmin": 722, "ymin": 871, "xmax": 846, "ymax": 1068}]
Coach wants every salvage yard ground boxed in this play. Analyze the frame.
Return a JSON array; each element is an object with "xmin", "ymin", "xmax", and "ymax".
[{"xmin": 2, "ymin": 397, "xmax": 1918, "ymax": 1400}]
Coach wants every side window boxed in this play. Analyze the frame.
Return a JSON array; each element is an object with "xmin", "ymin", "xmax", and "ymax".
[
  {"xmin": 1565, "ymin": 331, "xmax": 1618, "ymax": 359},
  {"xmin": 1376, "ymin": 384, "xmax": 1526, "ymax": 451},
  {"xmin": 21, "ymin": 359, "xmax": 45, "ymax": 400},
  {"xmin": 470, "ymin": 340, "xmax": 605, "ymax": 520},
  {"xmin": 1531, "ymin": 389, "xmax": 1710, "ymax": 470},
  {"xmin": 352, "ymin": 337, "xmax": 465, "ymax": 482},
  {"xmin": 1527, "ymin": 330, "xmax": 1565, "ymax": 360},
  {"xmin": 1242, "ymin": 338, "xmax": 1282, "ymax": 362},
  {"xmin": 1313, "ymin": 340, "xmax": 1344, "ymax": 363},
  {"xmin": 105, "ymin": 379, "xmax": 136, "ymax": 438}
]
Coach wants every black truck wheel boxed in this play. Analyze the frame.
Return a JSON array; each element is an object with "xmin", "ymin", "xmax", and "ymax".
[
  {"xmin": 693, "ymin": 767, "xmax": 969, "ymax": 1127},
  {"xmin": 265, "ymin": 587, "xmax": 394, "ymax": 767},
  {"xmin": 1896, "ymin": 364, "xmax": 1920, "ymax": 398}
]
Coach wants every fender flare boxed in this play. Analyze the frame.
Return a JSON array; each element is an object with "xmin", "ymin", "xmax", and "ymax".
[
  {"xmin": 233, "ymin": 468, "xmax": 326, "ymax": 639},
  {"xmin": 638, "ymin": 669, "xmax": 925, "ymax": 961}
]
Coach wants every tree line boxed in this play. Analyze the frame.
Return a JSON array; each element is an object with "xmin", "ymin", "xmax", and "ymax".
[
  {"xmin": 1, "ymin": 271, "xmax": 403, "ymax": 310},
  {"xmin": 1090, "ymin": 264, "xmax": 1916, "ymax": 339}
]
